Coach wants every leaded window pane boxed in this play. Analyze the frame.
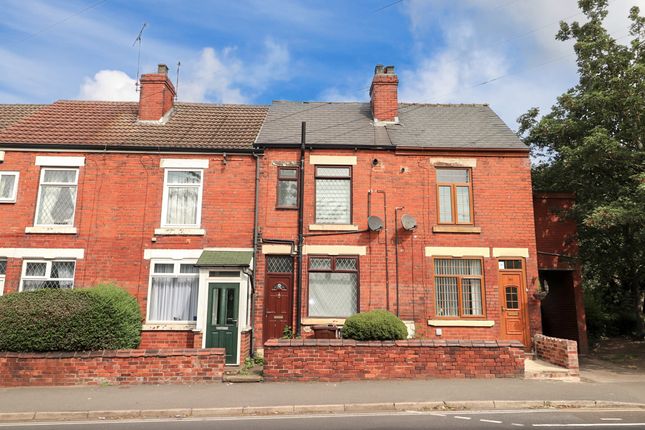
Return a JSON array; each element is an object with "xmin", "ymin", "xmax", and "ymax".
[
  {"xmin": 438, "ymin": 186, "xmax": 453, "ymax": 223},
  {"xmin": 308, "ymin": 272, "xmax": 357, "ymax": 317},
  {"xmin": 437, "ymin": 169, "xmax": 469, "ymax": 183},
  {"xmin": 266, "ymin": 256, "xmax": 293, "ymax": 273},
  {"xmin": 51, "ymin": 261, "xmax": 75, "ymax": 279},
  {"xmin": 309, "ymin": 257, "xmax": 332, "ymax": 270},
  {"xmin": 36, "ymin": 184, "xmax": 77, "ymax": 225},
  {"xmin": 0, "ymin": 259, "xmax": 6, "ymax": 275},
  {"xmin": 22, "ymin": 280, "xmax": 73, "ymax": 291},
  {"xmin": 336, "ymin": 258, "xmax": 357, "ymax": 271},
  {"xmin": 315, "ymin": 178, "xmax": 350, "ymax": 224},
  {"xmin": 43, "ymin": 169, "xmax": 77, "ymax": 184},
  {"xmin": 456, "ymin": 186, "xmax": 471, "ymax": 223},
  {"xmin": 26, "ymin": 262, "xmax": 47, "ymax": 276},
  {"xmin": 317, "ymin": 167, "xmax": 350, "ymax": 178}
]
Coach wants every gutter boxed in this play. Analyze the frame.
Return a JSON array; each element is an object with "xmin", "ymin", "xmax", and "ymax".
[{"xmin": 0, "ymin": 143, "xmax": 263, "ymax": 154}]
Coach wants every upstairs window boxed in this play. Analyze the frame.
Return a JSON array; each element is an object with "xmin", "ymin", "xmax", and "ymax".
[
  {"xmin": 315, "ymin": 166, "xmax": 351, "ymax": 224},
  {"xmin": 276, "ymin": 167, "xmax": 298, "ymax": 209},
  {"xmin": 148, "ymin": 261, "xmax": 199, "ymax": 323},
  {"xmin": 434, "ymin": 258, "xmax": 484, "ymax": 317},
  {"xmin": 0, "ymin": 172, "xmax": 19, "ymax": 203},
  {"xmin": 21, "ymin": 260, "xmax": 75, "ymax": 291},
  {"xmin": 436, "ymin": 168, "xmax": 473, "ymax": 224},
  {"xmin": 35, "ymin": 169, "xmax": 78, "ymax": 226},
  {"xmin": 161, "ymin": 170, "xmax": 203, "ymax": 227}
]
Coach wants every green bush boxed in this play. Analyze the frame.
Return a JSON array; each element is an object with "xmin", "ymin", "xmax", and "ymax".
[
  {"xmin": 342, "ymin": 310, "xmax": 408, "ymax": 341},
  {"xmin": 0, "ymin": 284, "xmax": 142, "ymax": 352}
]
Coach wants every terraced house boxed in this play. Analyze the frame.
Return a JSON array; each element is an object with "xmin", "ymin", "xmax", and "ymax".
[{"xmin": 0, "ymin": 63, "xmax": 585, "ymax": 365}]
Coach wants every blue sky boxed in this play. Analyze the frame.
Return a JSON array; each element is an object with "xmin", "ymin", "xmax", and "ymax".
[{"xmin": 0, "ymin": 0, "xmax": 641, "ymax": 129}]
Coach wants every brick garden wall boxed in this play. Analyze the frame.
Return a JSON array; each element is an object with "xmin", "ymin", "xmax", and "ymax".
[
  {"xmin": 534, "ymin": 334, "xmax": 579, "ymax": 373},
  {"xmin": 0, "ymin": 348, "xmax": 225, "ymax": 387},
  {"xmin": 264, "ymin": 339, "xmax": 525, "ymax": 382}
]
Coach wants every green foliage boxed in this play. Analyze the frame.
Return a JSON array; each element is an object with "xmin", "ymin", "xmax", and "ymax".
[
  {"xmin": 342, "ymin": 310, "xmax": 408, "ymax": 341},
  {"xmin": 281, "ymin": 325, "xmax": 294, "ymax": 339},
  {"xmin": 519, "ymin": 0, "xmax": 645, "ymax": 337},
  {"xmin": 0, "ymin": 284, "xmax": 142, "ymax": 352}
]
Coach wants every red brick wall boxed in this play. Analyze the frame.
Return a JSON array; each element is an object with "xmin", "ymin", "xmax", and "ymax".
[
  {"xmin": 370, "ymin": 72, "xmax": 398, "ymax": 121},
  {"xmin": 534, "ymin": 334, "xmax": 579, "ymax": 373},
  {"xmin": 139, "ymin": 330, "xmax": 196, "ymax": 349},
  {"xmin": 240, "ymin": 329, "xmax": 252, "ymax": 362},
  {"xmin": 264, "ymin": 339, "xmax": 524, "ymax": 382},
  {"xmin": 0, "ymin": 348, "xmax": 225, "ymax": 387},
  {"xmin": 0, "ymin": 151, "xmax": 256, "ymax": 351},
  {"xmin": 255, "ymin": 148, "xmax": 540, "ymax": 348}
]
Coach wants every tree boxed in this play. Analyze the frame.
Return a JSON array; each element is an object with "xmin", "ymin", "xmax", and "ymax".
[{"xmin": 518, "ymin": 0, "xmax": 645, "ymax": 338}]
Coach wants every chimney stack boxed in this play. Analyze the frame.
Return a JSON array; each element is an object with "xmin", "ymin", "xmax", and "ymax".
[
  {"xmin": 138, "ymin": 64, "xmax": 176, "ymax": 121},
  {"xmin": 370, "ymin": 64, "xmax": 398, "ymax": 123}
]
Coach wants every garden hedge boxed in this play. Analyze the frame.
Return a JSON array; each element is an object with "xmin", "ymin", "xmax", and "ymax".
[
  {"xmin": 342, "ymin": 309, "xmax": 408, "ymax": 341},
  {"xmin": 0, "ymin": 284, "xmax": 142, "ymax": 352}
]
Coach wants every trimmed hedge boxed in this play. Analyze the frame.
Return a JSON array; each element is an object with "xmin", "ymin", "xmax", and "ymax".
[
  {"xmin": 0, "ymin": 284, "xmax": 142, "ymax": 352},
  {"xmin": 342, "ymin": 310, "xmax": 408, "ymax": 341}
]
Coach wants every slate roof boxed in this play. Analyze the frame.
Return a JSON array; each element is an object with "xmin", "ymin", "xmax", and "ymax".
[
  {"xmin": 255, "ymin": 101, "xmax": 528, "ymax": 150},
  {"xmin": 0, "ymin": 101, "xmax": 268, "ymax": 150},
  {"xmin": 0, "ymin": 104, "xmax": 46, "ymax": 131}
]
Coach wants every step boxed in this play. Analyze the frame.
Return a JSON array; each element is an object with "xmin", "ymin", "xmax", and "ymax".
[
  {"xmin": 524, "ymin": 358, "xmax": 579, "ymax": 381},
  {"xmin": 222, "ymin": 374, "xmax": 264, "ymax": 383}
]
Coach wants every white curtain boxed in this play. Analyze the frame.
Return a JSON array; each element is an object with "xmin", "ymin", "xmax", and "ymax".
[
  {"xmin": 37, "ymin": 186, "xmax": 76, "ymax": 225},
  {"xmin": 0, "ymin": 175, "xmax": 15, "ymax": 199},
  {"xmin": 166, "ymin": 187, "xmax": 198, "ymax": 225},
  {"xmin": 149, "ymin": 276, "xmax": 199, "ymax": 322}
]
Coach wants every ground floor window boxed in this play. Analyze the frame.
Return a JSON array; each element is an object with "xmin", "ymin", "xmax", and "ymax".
[
  {"xmin": 148, "ymin": 260, "xmax": 199, "ymax": 323},
  {"xmin": 21, "ymin": 260, "xmax": 75, "ymax": 291},
  {"xmin": 0, "ymin": 258, "xmax": 6, "ymax": 295},
  {"xmin": 434, "ymin": 258, "xmax": 484, "ymax": 317},
  {"xmin": 308, "ymin": 255, "xmax": 358, "ymax": 317}
]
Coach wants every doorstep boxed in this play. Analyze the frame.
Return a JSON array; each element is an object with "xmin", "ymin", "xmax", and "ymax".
[{"xmin": 524, "ymin": 358, "xmax": 580, "ymax": 382}]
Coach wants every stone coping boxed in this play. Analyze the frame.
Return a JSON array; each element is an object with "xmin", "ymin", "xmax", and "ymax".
[
  {"xmin": 264, "ymin": 339, "xmax": 524, "ymax": 348},
  {"xmin": 0, "ymin": 348, "xmax": 224, "ymax": 359}
]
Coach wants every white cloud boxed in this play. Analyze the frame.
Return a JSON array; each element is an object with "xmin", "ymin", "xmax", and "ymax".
[{"xmin": 79, "ymin": 70, "xmax": 138, "ymax": 101}]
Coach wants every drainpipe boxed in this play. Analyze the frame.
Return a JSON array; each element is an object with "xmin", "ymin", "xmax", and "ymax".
[
  {"xmin": 373, "ymin": 190, "xmax": 389, "ymax": 311},
  {"xmin": 394, "ymin": 206, "xmax": 404, "ymax": 318},
  {"xmin": 249, "ymin": 153, "xmax": 261, "ymax": 356},
  {"xmin": 295, "ymin": 122, "xmax": 306, "ymax": 337}
]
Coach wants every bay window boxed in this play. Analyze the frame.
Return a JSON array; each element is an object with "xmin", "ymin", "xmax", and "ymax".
[
  {"xmin": 308, "ymin": 256, "xmax": 358, "ymax": 317},
  {"xmin": 148, "ymin": 261, "xmax": 199, "ymax": 323}
]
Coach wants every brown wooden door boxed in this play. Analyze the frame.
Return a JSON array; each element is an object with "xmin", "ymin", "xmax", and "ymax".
[
  {"xmin": 499, "ymin": 272, "xmax": 528, "ymax": 345},
  {"xmin": 263, "ymin": 274, "xmax": 293, "ymax": 341}
]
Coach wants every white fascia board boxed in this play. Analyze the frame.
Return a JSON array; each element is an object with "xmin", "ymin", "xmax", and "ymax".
[{"xmin": 35, "ymin": 156, "xmax": 85, "ymax": 167}]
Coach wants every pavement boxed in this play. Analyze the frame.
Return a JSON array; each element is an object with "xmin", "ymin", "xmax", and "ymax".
[{"xmin": 1, "ymin": 359, "xmax": 645, "ymax": 423}]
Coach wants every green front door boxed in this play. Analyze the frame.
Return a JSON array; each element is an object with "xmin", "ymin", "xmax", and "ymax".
[{"xmin": 206, "ymin": 283, "xmax": 239, "ymax": 364}]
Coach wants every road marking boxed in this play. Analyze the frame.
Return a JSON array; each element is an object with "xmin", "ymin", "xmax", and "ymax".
[
  {"xmin": 455, "ymin": 415, "xmax": 472, "ymax": 420},
  {"xmin": 481, "ymin": 419, "xmax": 503, "ymax": 423},
  {"xmin": 512, "ymin": 424, "xmax": 525, "ymax": 427},
  {"xmin": 600, "ymin": 418, "xmax": 623, "ymax": 421},
  {"xmin": 533, "ymin": 424, "xmax": 645, "ymax": 427},
  {"xmin": 430, "ymin": 413, "xmax": 447, "ymax": 417}
]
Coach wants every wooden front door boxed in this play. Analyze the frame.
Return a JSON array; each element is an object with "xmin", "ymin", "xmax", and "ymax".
[
  {"xmin": 206, "ymin": 283, "xmax": 239, "ymax": 365},
  {"xmin": 263, "ymin": 255, "xmax": 294, "ymax": 341},
  {"xmin": 499, "ymin": 271, "xmax": 528, "ymax": 345}
]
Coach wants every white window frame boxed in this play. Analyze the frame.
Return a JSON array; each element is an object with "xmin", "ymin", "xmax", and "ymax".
[
  {"xmin": 0, "ymin": 258, "xmax": 6, "ymax": 295},
  {"xmin": 33, "ymin": 168, "xmax": 79, "ymax": 227},
  {"xmin": 146, "ymin": 259, "xmax": 199, "ymax": 324},
  {"xmin": 160, "ymin": 169, "xmax": 204, "ymax": 228},
  {"xmin": 0, "ymin": 172, "xmax": 19, "ymax": 203},
  {"xmin": 19, "ymin": 259, "xmax": 76, "ymax": 292}
]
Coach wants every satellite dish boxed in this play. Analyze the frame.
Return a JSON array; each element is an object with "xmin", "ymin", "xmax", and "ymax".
[
  {"xmin": 401, "ymin": 214, "xmax": 417, "ymax": 230},
  {"xmin": 368, "ymin": 216, "xmax": 384, "ymax": 231}
]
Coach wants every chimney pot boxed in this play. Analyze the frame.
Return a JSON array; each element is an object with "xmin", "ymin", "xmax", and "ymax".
[
  {"xmin": 374, "ymin": 64, "xmax": 385, "ymax": 74},
  {"xmin": 157, "ymin": 64, "xmax": 169, "ymax": 75}
]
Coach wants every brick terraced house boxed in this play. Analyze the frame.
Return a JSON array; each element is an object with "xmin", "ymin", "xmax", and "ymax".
[
  {"xmin": 0, "ymin": 65, "xmax": 266, "ymax": 365},
  {"xmin": 0, "ymin": 63, "xmax": 583, "ymax": 366}
]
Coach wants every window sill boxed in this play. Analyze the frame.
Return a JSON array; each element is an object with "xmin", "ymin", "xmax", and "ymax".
[
  {"xmin": 142, "ymin": 323, "xmax": 197, "ymax": 331},
  {"xmin": 427, "ymin": 319, "xmax": 495, "ymax": 327},
  {"xmin": 302, "ymin": 317, "xmax": 346, "ymax": 325},
  {"xmin": 432, "ymin": 225, "xmax": 481, "ymax": 234},
  {"xmin": 25, "ymin": 226, "xmax": 77, "ymax": 234},
  {"xmin": 308, "ymin": 224, "xmax": 359, "ymax": 232},
  {"xmin": 0, "ymin": 200, "xmax": 16, "ymax": 204},
  {"xmin": 154, "ymin": 227, "xmax": 206, "ymax": 236}
]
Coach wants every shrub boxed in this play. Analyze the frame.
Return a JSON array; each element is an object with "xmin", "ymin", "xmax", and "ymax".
[
  {"xmin": 0, "ymin": 283, "xmax": 142, "ymax": 352},
  {"xmin": 342, "ymin": 310, "xmax": 408, "ymax": 341}
]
